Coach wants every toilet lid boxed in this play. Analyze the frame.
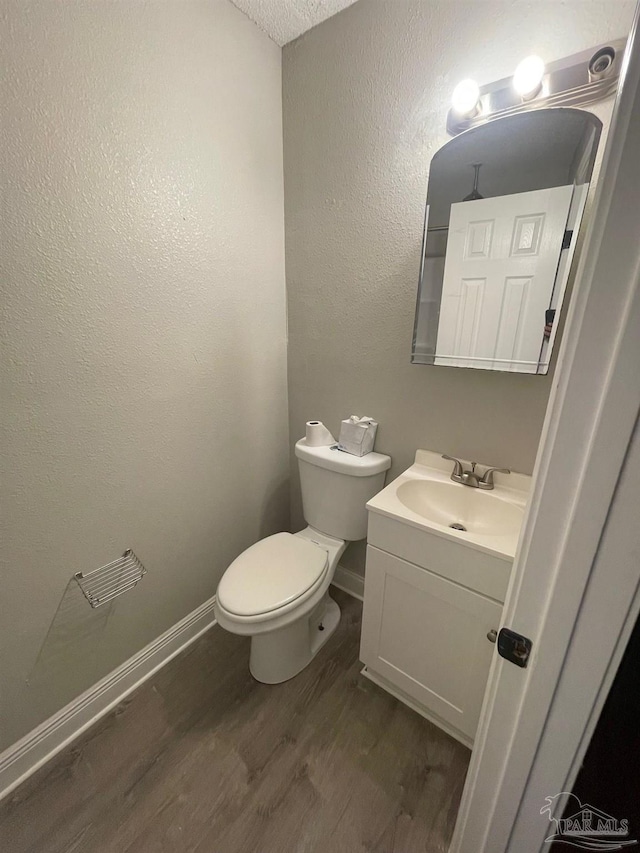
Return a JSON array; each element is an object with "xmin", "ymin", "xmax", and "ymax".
[{"xmin": 217, "ymin": 532, "xmax": 328, "ymax": 617}]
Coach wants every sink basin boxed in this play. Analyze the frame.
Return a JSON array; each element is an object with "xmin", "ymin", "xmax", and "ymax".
[
  {"xmin": 366, "ymin": 449, "xmax": 531, "ymax": 559},
  {"xmin": 396, "ymin": 479, "xmax": 524, "ymax": 538}
]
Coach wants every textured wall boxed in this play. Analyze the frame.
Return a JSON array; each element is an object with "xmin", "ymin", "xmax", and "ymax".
[
  {"xmin": 283, "ymin": 0, "xmax": 635, "ymax": 574},
  {"xmin": 1, "ymin": 0, "xmax": 287, "ymax": 749}
]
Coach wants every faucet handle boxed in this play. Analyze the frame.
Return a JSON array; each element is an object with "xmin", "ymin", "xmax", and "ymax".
[
  {"xmin": 479, "ymin": 466, "xmax": 511, "ymax": 488},
  {"xmin": 442, "ymin": 454, "xmax": 464, "ymax": 477}
]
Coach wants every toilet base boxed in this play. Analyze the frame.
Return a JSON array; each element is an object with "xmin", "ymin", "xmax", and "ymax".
[{"xmin": 249, "ymin": 593, "xmax": 341, "ymax": 684}]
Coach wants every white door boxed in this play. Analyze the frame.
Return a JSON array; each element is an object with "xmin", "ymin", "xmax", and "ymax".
[
  {"xmin": 361, "ymin": 546, "xmax": 503, "ymax": 744},
  {"xmin": 435, "ymin": 186, "xmax": 574, "ymax": 372},
  {"xmin": 450, "ymin": 14, "xmax": 640, "ymax": 853}
]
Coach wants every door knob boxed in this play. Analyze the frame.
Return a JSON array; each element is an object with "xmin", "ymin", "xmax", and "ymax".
[{"xmin": 487, "ymin": 629, "xmax": 498, "ymax": 643}]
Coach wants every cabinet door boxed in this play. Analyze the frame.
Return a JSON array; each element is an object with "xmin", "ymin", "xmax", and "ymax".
[{"xmin": 360, "ymin": 546, "xmax": 502, "ymax": 741}]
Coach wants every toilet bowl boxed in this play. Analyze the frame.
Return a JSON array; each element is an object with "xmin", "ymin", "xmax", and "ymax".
[{"xmin": 214, "ymin": 438, "xmax": 391, "ymax": 684}]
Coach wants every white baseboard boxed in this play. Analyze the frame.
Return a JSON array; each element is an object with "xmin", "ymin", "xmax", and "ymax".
[
  {"xmin": 0, "ymin": 596, "xmax": 217, "ymax": 802},
  {"xmin": 331, "ymin": 564, "xmax": 365, "ymax": 601}
]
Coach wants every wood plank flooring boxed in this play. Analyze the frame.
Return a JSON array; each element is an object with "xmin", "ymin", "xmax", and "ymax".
[{"xmin": 0, "ymin": 590, "xmax": 470, "ymax": 853}]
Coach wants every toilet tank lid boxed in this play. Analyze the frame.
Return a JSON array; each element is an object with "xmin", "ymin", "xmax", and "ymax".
[{"xmin": 295, "ymin": 438, "xmax": 391, "ymax": 477}]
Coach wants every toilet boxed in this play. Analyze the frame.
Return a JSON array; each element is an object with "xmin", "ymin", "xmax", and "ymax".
[{"xmin": 214, "ymin": 437, "xmax": 391, "ymax": 683}]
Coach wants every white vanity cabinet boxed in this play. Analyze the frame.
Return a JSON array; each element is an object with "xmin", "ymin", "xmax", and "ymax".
[
  {"xmin": 360, "ymin": 544, "xmax": 504, "ymax": 747},
  {"xmin": 359, "ymin": 449, "xmax": 529, "ymax": 748}
]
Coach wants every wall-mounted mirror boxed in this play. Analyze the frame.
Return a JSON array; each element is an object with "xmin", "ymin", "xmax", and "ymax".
[{"xmin": 412, "ymin": 108, "xmax": 602, "ymax": 373}]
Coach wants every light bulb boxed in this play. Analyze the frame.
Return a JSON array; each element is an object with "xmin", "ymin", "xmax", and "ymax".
[
  {"xmin": 513, "ymin": 55, "xmax": 545, "ymax": 99},
  {"xmin": 451, "ymin": 79, "xmax": 480, "ymax": 117}
]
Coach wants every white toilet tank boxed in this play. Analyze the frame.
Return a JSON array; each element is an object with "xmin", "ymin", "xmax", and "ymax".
[{"xmin": 294, "ymin": 439, "xmax": 391, "ymax": 541}]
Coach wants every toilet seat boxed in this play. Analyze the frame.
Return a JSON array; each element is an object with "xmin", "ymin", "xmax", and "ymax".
[{"xmin": 217, "ymin": 532, "xmax": 329, "ymax": 618}]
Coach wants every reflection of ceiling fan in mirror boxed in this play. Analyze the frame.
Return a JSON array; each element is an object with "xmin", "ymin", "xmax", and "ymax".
[{"xmin": 463, "ymin": 164, "xmax": 484, "ymax": 201}]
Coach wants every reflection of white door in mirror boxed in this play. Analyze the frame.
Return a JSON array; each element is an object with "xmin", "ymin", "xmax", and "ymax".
[{"xmin": 435, "ymin": 185, "xmax": 583, "ymax": 372}]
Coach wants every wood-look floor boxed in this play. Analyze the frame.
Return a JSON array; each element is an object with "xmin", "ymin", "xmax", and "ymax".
[{"xmin": 0, "ymin": 590, "xmax": 470, "ymax": 853}]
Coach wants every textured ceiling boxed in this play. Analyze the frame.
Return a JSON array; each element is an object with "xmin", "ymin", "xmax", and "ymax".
[{"xmin": 230, "ymin": 0, "xmax": 359, "ymax": 46}]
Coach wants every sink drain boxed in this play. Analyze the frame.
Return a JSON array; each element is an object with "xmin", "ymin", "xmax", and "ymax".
[{"xmin": 450, "ymin": 522, "xmax": 467, "ymax": 532}]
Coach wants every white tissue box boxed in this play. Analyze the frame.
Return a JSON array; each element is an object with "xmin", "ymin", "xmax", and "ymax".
[{"xmin": 338, "ymin": 417, "xmax": 378, "ymax": 457}]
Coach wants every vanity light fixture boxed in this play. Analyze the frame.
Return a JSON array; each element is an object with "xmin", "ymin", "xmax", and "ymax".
[
  {"xmin": 451, "ymin": 78, "xmax": 481, "ymax": 117},
  {"xmin": 513, "ymin": 55, "xmax": 545, "ymax": 100},
  {"xmin": 446, "ymin": 37, "xmax": 626, "ymax": 136}
]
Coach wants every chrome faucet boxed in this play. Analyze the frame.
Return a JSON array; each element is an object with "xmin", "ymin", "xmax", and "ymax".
[
  {"xmin": 443, "ymin": 455, "xmax": 480, "ymax": 487},
  {"xmin": 442, "ymin": 455, "xmax": 510, "ymax": 490}
]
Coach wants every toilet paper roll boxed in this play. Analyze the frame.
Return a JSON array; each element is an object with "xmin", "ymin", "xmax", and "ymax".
[{"xmin": 305, "ymin": 421, "xmax": 336, "ymax": 447}]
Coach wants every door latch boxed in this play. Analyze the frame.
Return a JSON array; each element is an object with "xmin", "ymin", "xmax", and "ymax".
[
  {"xmin": 497, "ymin": 627, "xmax": 532, "ymax": 668},
  {"xmin": 562, "ymin": 229, "xmax": 574, "ymax": 250}
]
